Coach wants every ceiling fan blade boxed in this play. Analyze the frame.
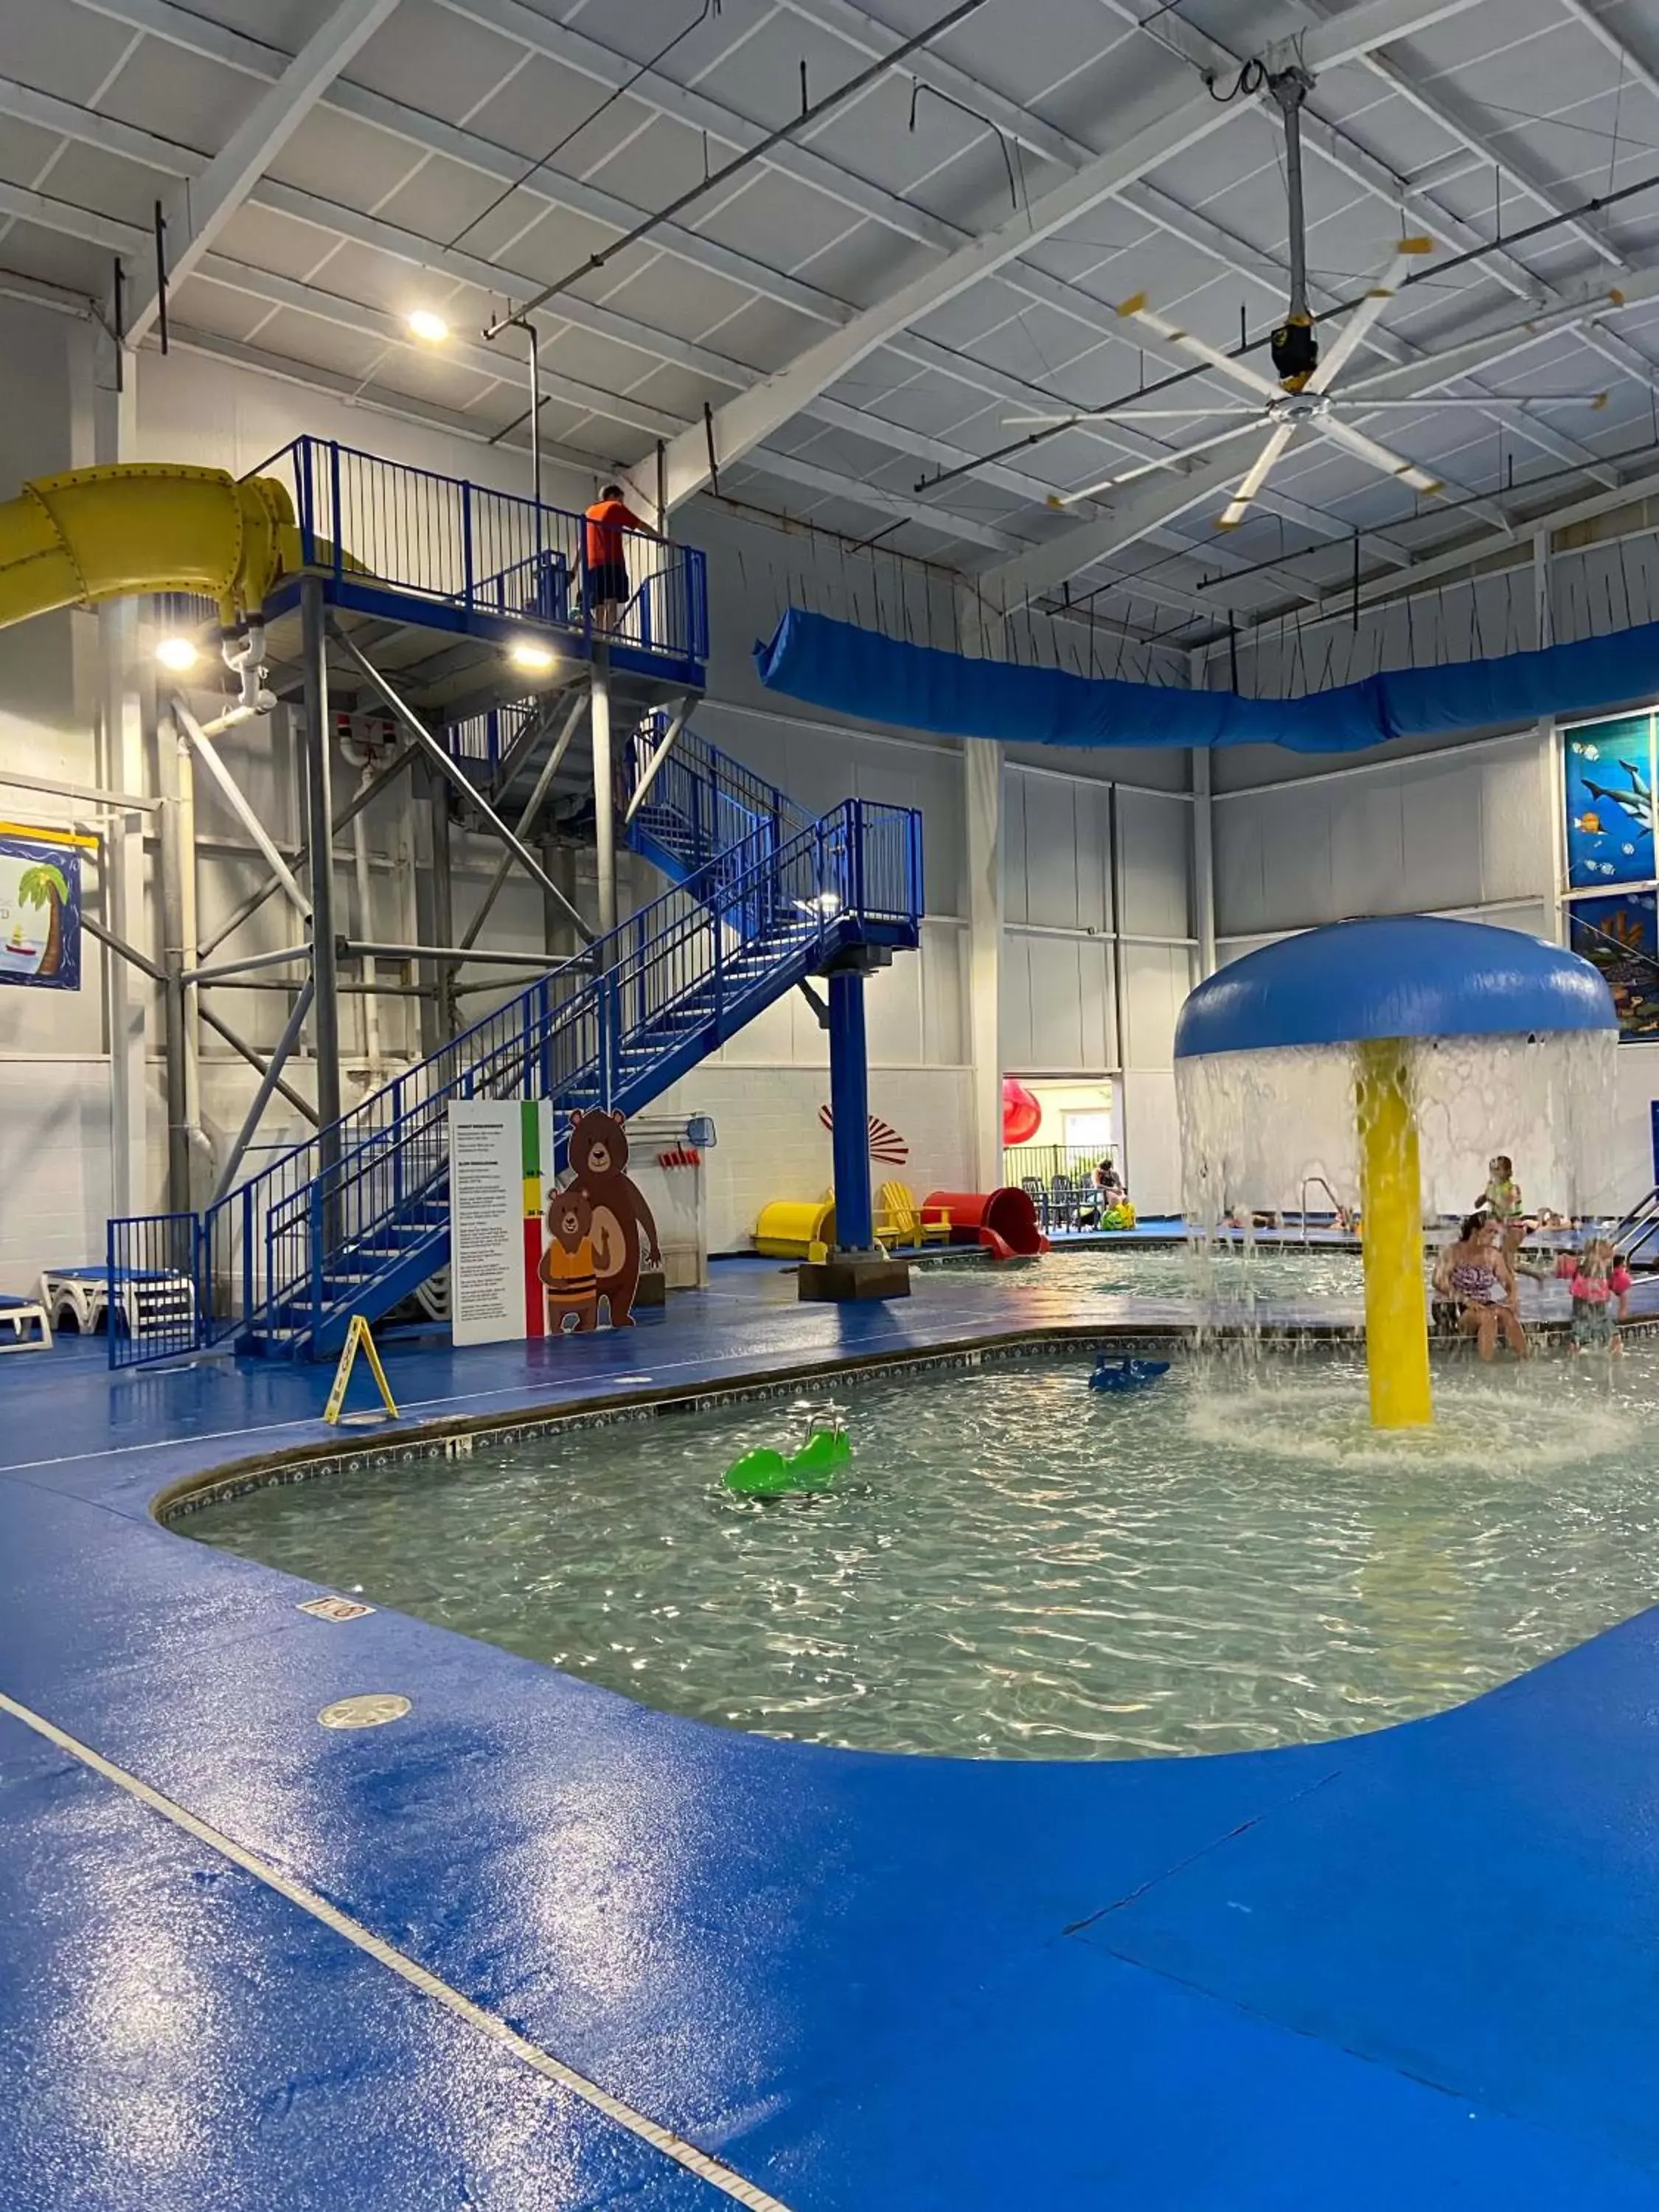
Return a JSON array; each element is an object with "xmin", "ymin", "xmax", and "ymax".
[
  {"xmin": 1001, "ymin": 406, "xmax": 1259, "ymax": 426},
  {"xmin": 1053, "ymin": 418, "xmax": 1267, "ymax": 507},
  {"xmin": 1304, "ymin": 237, "xmax": 1435, "ymax": 395},
  {"xmin": 1315, "ymin": 414, "xmax": 1442, "ymax": 497},
  {"xmin": 1116, "ymin": 293, "xmax": 1281, "ymax": 402},
  {"xmin": 1337, "ymin": 394, "xmax": 1610, "ymax": 413},
  {"xmin": 1219, "ymin": 423, "xmax": 1298, "ymax": 529}
]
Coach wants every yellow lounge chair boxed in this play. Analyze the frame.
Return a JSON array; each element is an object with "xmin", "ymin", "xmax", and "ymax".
[{"xmin": 875, "ymin": 1181, "xmax": 953, "ymax": 1250}]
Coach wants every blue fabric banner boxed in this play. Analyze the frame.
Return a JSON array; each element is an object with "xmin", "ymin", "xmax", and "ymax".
[{"xmin": 754, "ymin": 606, "xmax": 1659, "ymax": 754}]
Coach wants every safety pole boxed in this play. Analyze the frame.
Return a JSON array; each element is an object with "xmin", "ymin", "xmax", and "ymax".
[
  {"xmin": 1356, "ymin": 1037, "xmax": 1433, "ymax": 1429},
  {"xmin": 827, "ymin": 967, "xmax": 874, "ymax": 1253}
]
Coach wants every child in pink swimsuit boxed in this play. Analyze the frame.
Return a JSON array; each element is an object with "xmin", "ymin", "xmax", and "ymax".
[{"xmin": 1556, "ymin": 1240, "xmax": 1632, "ymax": 1353}]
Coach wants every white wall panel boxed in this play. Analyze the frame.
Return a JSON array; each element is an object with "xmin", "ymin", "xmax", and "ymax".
[
  {"xmin": 1121, "ymin": 1069, "xmax": 1180, "ymax": 1216},
  {"xmin": 1216, "ymin": 734, "xmax": 1554, "ymax": 939},
  {"xmin": 0, "ymin": 1061, "xmax": 114, "ymax": 1291},
  {"xmin": 1116, "ymin": 789, "xmax": 1188, "ymax": 939},
  {"xmin": 919, "ymin": 921, "xmax": 967, "ymax": 1067},
  {"xmin": 1122, "ymin": 942, "xmax": 1190, "ymax": 1071}
]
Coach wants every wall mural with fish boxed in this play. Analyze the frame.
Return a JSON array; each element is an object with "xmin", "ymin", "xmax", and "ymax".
[{"xmin": 1564, "ymin": 711, "xmax": 1659, "ymax": 1036}]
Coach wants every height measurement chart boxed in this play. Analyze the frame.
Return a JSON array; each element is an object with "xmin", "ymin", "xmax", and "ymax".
[{"xmin": 448, "ymin": 1099, "xmax": 559, "ymax": 1346}]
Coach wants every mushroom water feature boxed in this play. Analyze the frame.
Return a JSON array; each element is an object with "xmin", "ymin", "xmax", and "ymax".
[{"xmin": 1174, "ymin": 917, "xmax": 1620, "ymax": 1429}]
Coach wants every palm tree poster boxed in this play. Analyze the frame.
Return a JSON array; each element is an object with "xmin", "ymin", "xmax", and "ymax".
[{"xmin": 0, "ymin": 825, "xmax": 93, "ymax": 990}]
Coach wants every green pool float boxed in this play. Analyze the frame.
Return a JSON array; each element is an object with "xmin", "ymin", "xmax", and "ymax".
[{"xmin": 723, "ymin": 1405, "xmax": 851, "ymax": 1497}]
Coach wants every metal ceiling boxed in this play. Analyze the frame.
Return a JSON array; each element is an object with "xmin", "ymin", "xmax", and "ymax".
[{"xmin": 6, "ymin": 0, "xmax": 1659, "ymax": 645}]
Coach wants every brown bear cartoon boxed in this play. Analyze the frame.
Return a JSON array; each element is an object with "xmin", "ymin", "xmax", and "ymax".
[
  {"xmin": 540, "ymin": 1186, "xmax": 598, "ymax": 1334},
  {"xmin": 563, "ymin": 1109, "xmax": 660, "ymax": 1328}
]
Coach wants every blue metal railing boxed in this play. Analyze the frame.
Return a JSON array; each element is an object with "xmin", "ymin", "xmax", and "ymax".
[
  {"xmin": 248, "ymin": 800, "xmax": 915, "ymax": 1356},
  {"xmin": 250, "ymin": 436, "xmax": 709, "ymax": 667},
  {"xmin": 109, "ymin": 723, "xmax": 920, "ymax": 1364}
]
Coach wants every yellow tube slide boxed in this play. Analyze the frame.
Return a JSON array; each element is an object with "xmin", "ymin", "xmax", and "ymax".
[
  {"xmin": 1356, "ymin": 1036, "xmax": 1433, "ymax": 1430},
  {"xmin": 0, "ymin": 463, "xmax": 300, "ymax": 630}
]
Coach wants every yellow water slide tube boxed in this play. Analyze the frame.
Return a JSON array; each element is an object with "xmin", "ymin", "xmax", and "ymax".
[{"xmin": 0, "ymin": 463, "xmax": 301, "ymax": 631}]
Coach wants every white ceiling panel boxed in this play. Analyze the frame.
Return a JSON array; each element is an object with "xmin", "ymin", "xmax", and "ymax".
[
  {"xmin": 265, "ymin": 106, "xmax": 429, "ymax": 213},
  {"xmin": 184, "ymin": 0, "xmax": 340, "ymax": 43},
  {"xmin": 27, "ymin": 140, "xmax": 161, "ymax": 227},
  {"xmin": 461, "ymin": 60, "xmax": 667, "ymax": 172},
  {"xmin": 241, "ymin": 303, "xmax": 388, "ymax": 379},
  {"xmin": 170, "ymin": 271, "xmax": 285, "ymax": 345},
  {"xmin": 344, "ymin": 0, "xmax": 525, "ymax": 125},
  {"xmin": 689, "ymin": 294, "xmax": 824, "ymax": 372},
  {"xmin": 97, "ymin": 36, "xmax": 261, "ymax": 153},
  {"xmin": 213, "ymin": 201, "xmax": 337, "ymax": 282},
  {"xmin": 6, "ymin": 0, "xmax": 145, "ymax": 105},
  {"xmin": 0, "ymin": 116, "xmax": 66, "ymax": 189}
]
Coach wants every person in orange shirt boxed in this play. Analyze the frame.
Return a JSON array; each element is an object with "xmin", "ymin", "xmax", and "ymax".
[{"xmin": 583, "ymin": 483, "xmax": 666, "ymax": 636}]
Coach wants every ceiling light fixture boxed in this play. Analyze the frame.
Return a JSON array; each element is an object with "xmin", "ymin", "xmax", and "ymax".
[
  {"xmin": 407, "ymin": 308, "xmax": 450, "ymax": 344},
  {"xmin": 508, "ymin": 639, "xmax": 557, "ymax": 676},
  {"xmin": 154, "ymin": 635, "xmax": 200, "ymax": 672}
]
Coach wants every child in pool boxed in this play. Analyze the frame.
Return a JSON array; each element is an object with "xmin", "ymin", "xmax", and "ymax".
[
  {"xmin": 1556, "ymin": 1238, "xmax": 1632, "ymax": 1354},
  {"xmin": 1476, "ymin": 1155, "xmax": 1523, "ymax": 1225}
]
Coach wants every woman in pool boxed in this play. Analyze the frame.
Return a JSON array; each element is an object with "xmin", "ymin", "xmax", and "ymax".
[
  {"xmin": 1433, "ymin": 1213, "xmax": 1528, "ymax": 1361},
  {"xmin": 1555, "ymin": 1237, "xmax": 1632, "ymax": 1354}
]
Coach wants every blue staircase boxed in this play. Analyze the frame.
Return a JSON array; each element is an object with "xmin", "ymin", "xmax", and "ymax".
[{"xmin": 110, "ymin": 727, "xmax": 922, "ymax": 1363}]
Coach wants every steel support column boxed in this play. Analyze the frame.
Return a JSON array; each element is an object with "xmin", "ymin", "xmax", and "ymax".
[
  {"xmin": 299, "ymin": 574, "xmax": 343, "ymax": 1154},
  {"xmin": 155, "ymin": 707, "xmax": 192, "ymax": 1212},
  {"xmin": 428, "ymin": 762, "xmax": 456, "ymax": 1043},
  {"xmin": 827, "ymin": 966, "xmax": 874, "ymax": 1253},
  {"xmin": 591, "ymin": 646, "xmax": 617, "ymax": 939}
]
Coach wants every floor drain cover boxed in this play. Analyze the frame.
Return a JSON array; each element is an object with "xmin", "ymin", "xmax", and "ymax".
[{"xmin": 317, "ymin": 1693, "xmax": 411, "ymax": 1730}]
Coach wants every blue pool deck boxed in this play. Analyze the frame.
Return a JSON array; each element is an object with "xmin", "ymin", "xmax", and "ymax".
[{"xmin": 8, "ymin": 1256, "xmax": 1659, "ymax": 2207}]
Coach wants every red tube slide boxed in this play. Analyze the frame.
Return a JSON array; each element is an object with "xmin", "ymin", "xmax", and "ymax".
[{"xmin": 922, "ymin": 1188, "xmax": 1046, "ymax": 1262}]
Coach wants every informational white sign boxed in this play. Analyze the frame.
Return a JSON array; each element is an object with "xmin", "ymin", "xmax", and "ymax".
[{"xmin": 447, "ymin": 1100, "xmax": 529, "ymax": 1347}]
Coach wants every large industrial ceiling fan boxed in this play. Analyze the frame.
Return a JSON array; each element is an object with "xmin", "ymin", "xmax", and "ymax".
[{"xmin": 1013, "ymin": 66, "xmax": 1608, "ymax": 527}]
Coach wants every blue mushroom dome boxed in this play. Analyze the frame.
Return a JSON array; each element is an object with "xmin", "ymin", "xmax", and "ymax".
[{"xmin": 1174, "ymin": 914, "xmax": 1617, "ymax": 1060}]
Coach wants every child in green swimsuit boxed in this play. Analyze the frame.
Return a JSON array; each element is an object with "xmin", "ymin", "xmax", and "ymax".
[{"xmin": 1478, "ymin": 1155, "xmax": 1523, "ymax": 1225}]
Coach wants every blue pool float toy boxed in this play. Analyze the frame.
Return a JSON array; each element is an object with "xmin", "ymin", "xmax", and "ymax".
[{"xmin": 1090, "ymin": 1355, "xmax": 1170, "ymax": 1393}]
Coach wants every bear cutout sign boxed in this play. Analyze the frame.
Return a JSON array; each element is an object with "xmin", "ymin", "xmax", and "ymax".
[
  {"xmin": 445, "ymin": 1099, "xmax": 663, "ymax": 1346},
  {"xmin": 557, "ymin": 1109, "xmax": 661, "ymax": 1329}
]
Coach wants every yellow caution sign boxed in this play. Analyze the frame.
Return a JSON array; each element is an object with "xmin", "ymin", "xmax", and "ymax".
[{"xmin": 323, "ymin": 1314, "xmax": 399, "ymax": 1425}]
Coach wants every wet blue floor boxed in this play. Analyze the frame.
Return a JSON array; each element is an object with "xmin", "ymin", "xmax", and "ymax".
[{"xmin": 6, "ymin": 1256, "xmax": 1659, "ymax": 2206}]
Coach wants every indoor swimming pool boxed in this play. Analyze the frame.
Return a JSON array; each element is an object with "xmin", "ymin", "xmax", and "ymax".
[
  {"xmin": 1037, "ymin": 1242, "xmax": 1365, "ymax": 1301},
  {"xmin": 184, "ymin": 1344, "xmax": 1659, "ymax": 1761}
]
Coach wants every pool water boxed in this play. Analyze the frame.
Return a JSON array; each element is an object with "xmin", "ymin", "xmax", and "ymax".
[
  {"xmin": 185, "ymin": 1347, "xmax": 1659, "ymax": 1761},
  {"xmin": 1037, "ymin": 1244, "xmax": 1366, "ymax": 1301}
]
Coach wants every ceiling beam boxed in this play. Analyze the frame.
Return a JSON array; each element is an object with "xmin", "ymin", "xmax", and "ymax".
[
  {"xmin": 7, "ymin": 57, "xmax": 1614, "ymax": 520},
  {"xmin": 655, "ymin": 0, "xmax": 1496, "ymax": 509},
  {"xmin": 71, "ymin": 0, "xmax": 845, "ymax": 327},
  {"xmin": 60, "ymin": 0, "xmax": 1554, "ymax": 520},
  {"xmin": 123, "ymin": 0, "xmax": 404, "ymax": 345}
]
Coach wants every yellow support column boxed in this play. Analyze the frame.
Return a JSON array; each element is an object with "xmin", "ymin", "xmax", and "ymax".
[{"xmin": 1356, "ymin": 1037, "xmax": 1433, "ymax": 1430}]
